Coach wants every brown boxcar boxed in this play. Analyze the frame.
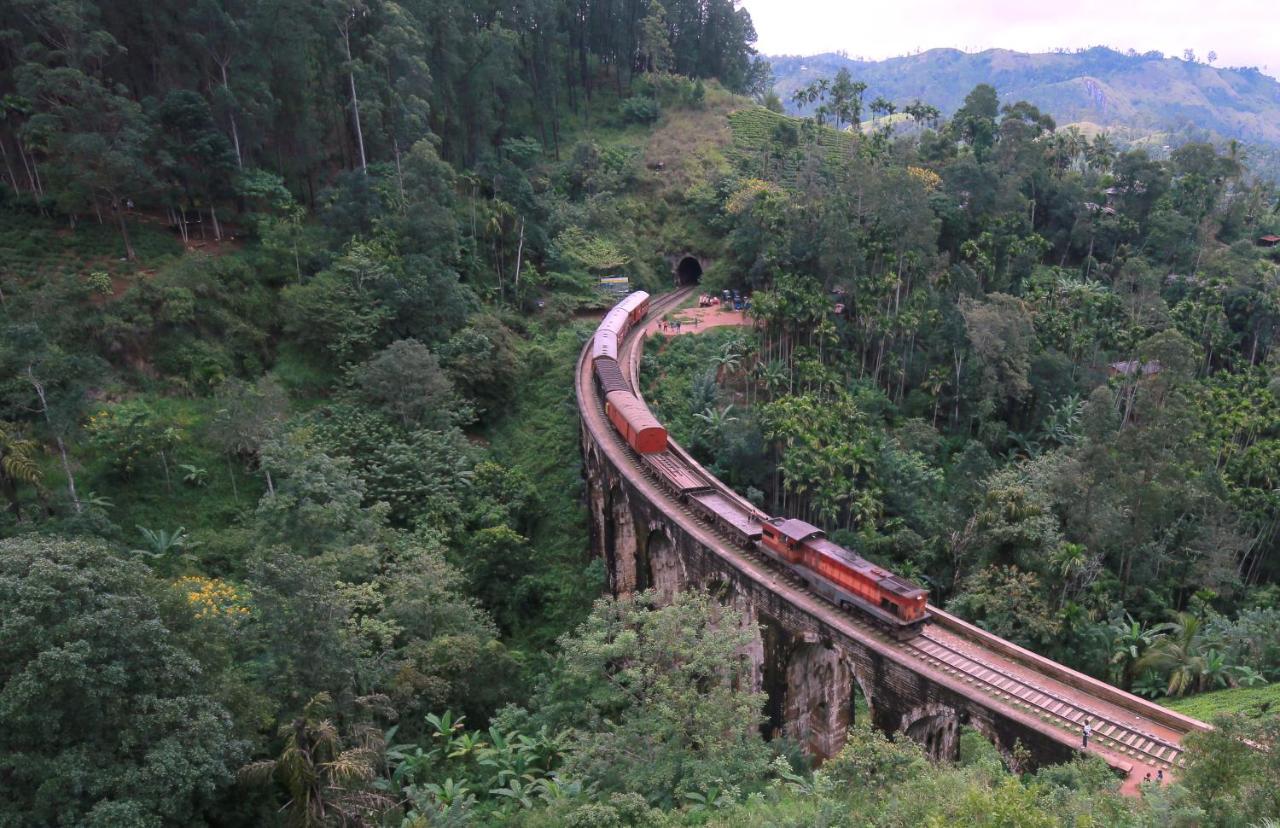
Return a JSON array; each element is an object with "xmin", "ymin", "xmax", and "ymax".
[{"xmin": 604, "ymin": 390, "xmax": 667, "ymax": 453}]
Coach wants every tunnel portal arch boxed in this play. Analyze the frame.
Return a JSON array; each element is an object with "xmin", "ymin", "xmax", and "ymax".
[{"xmin": 675, "ymin": 256, "xmax": 703, "ymax": 285}]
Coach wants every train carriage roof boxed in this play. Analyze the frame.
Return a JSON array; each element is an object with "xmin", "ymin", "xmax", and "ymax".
[
  {"xmin": 767, "ymin": 517, "xmax": 825, "ymax": 543},
  {"xmin": 604, "ymin": 390, "xmax": 663, "ymax": 432},
  {"xmin": 616, "ymin": 291, "xmax": 650, "ymax": 315},
  {"xmin": 599, "ymin": 307, "xmax": 630, "ymax": 336},
  {"xmin": 591, "ymin": 329, "xmax": 618, "ymax": 360},
  {"xmin": 877, "ymin": 572, "xmax": 928, "ymax": 599}
]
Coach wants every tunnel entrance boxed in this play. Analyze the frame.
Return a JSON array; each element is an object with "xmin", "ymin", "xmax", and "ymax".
[{"xmin": 676, "ymin": 256, "xmax": 702, "ymax": 285}]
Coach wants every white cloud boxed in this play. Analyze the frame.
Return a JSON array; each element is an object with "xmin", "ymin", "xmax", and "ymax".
[{"xmin": 741, "ymin": 0, "xmax": 1277, "ymax": 77}]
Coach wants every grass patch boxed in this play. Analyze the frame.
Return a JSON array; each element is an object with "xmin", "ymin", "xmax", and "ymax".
[
  {"xmin": 0, "ymin": 207, "xmax": 182, "ymax": 285},
  {"xmin": 76, "ymin": 394, "xmax": 264, "ymax": 547},
  {"xmin": 642, "ymin": 94, "xmax": 737, "ymax": 198},
  {"xmin": 485, "ymin": 322, "xmax": 600, "ymax": 650},
  {"xmin": 1160, "ymin": 683, "xmax": 1280, "ymax": 721}
]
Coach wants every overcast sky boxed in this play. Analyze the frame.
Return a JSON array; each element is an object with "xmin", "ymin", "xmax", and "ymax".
[{"xmin": 741, "ymin": 0, "xmax": 1278, "ymax": 78}]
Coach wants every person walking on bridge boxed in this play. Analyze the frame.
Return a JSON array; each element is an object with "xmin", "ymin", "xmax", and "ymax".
[{"xmin": 1082, "ymin": 719, "xmax": 1092, "ymax": 749}]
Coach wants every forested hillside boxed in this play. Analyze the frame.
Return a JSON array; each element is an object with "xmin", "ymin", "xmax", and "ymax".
[
  {"xmin": 770, "ymin": 47, "xmax": 1280, "ymax": 180},
  {"xmin": 1, "ymin": 1, "xmax": 1280, "ymax": 825}
]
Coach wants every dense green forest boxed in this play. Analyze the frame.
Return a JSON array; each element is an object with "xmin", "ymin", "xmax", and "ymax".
[{"xmin": 2, "ymin": 0, "xmax": 1280, "ymax": 825}]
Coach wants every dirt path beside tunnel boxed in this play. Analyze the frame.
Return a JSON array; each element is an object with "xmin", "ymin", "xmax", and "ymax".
[{"xmin": 647, "ymin": 303, "xmax": 753, "ymax": 337}]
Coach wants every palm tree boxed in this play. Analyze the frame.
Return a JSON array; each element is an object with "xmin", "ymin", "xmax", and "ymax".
[
  {"xmin": 1135, "ymin": 613, "xmax": 1215, "ymax": 696},
  {"xmin": 694, "ymin": 405, "xmax": 738, "ymax": 453},
  {"xmin": 1087, "ymin": 133, "xmax": 1116, "ymax": 173},
  {"xmin": 712, "ymin": 342, "xmax": 743, "ymax": 384},
  {"xmin": 1051, "ymin": 542, "xmax": 1089, "ymax": 605},
  {"xmin": 924, "ymin": 366, "xmax": 948, "ymax": 428},
  {"xmin": 756, "ymin": 360, "xmax": 789, "ymax": 400},
  {"xmin": 240, "ymin": 693, "xmax": 392, "ymax": 827},
  {"xmin": 1108, "ymin": 613, "xmax": 1160, "ymax": 690},
  {"xmin": 0, "ymin": 421, "xmax": 42, "ymax": 518}
]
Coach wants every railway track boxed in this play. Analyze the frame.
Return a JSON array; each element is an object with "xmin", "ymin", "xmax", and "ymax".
[
  {"xmin": 907, "ymin": 633, "xmax": 1184, "ymax": 770},
  {"xmin": 580, "ymin": 288, "xmax": 1203, "ymax": 786}
]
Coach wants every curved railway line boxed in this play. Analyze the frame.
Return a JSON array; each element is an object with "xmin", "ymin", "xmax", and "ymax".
[{"xmin": 576, "ymin": 288, "xmax": 1209, "ymax": 789}]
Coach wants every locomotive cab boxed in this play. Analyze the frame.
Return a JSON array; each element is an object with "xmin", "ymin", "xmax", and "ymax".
[{"xmin": 760, "ymin": 517, "xmax": 823, "ymax": 564}]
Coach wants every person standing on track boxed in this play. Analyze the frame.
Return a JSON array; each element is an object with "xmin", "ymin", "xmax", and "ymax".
[{"xmin": 1082, "ymin": 719, "xmax": 1092, "ymax": 748}]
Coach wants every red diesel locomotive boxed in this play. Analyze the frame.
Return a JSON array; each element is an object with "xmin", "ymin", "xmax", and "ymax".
[
  {"xmin": 760, "ymin": 518, "xmax": 929, "ymax": 634},
  {"xmin": 590, "ymin": 291, "xmax": 929, "ymax": 637}
]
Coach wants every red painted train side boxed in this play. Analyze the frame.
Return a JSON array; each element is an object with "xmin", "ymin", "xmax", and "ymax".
[
  {"xmin": 605, "ymin": 390, "xmax": 667, "ymax": 453},
  {"xmin": 592, "ymin": 292, "xmax": 665, "ymax": 455},
  {"xmin": 760, "ymin": 518, "xmax": 929, "ymax": 632}
]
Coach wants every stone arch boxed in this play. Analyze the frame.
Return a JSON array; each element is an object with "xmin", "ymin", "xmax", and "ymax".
[
  {"xmin": 900, "ymin": 703, "xmax": 963, "ymax": 762},
  {"xmin": 964, "ymin": 714, "xmax": 1025, "ymax": 773},
  {"xmin": 674, "ymin": 255, "xmax": 703, "ymax": 286},
  {"xmin": 782, "ymin": 641, "xmax": 857, "ymax": 758}
]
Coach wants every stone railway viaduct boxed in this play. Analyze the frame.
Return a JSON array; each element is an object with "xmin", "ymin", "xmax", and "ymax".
[{"xmin": 576, "ymin": 288, "xmax": 1210, "ymax": 790}]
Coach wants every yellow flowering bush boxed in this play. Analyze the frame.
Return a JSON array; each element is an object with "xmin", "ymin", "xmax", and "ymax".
[
  {"xmin": 906, "ymin": 165, "xmax": 942, "ymax": 191},
  {"xmin": 174, "ymin": 576, "xmax": 251, "ymax": 620},
  {"xmin": 725, "ymin": 178, "xmax": 779, "ymax": 214}
]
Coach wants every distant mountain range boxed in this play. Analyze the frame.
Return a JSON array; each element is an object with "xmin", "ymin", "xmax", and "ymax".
[{"xmin": 768, "ymin": 47, "xmax": 1280, "ymax": 159}]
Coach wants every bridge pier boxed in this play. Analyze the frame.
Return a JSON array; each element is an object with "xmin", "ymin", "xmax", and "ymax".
[
  {"xmin": 644, "ymin": 522, "xmax": 686, "ymax": 601},
  {"xmin": 781, "ymin": 639, "xmax": 859, "ymax": 757}
]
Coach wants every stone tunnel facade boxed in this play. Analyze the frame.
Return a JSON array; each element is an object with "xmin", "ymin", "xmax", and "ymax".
[{"xmin": 581, "ymin": 429, "xmax": 1078, "ymax": 770}]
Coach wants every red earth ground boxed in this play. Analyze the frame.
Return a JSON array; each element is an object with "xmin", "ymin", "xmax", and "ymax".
[{"xmin": 645, "ymin": 301, "xmax": 753, "ymax": 337}]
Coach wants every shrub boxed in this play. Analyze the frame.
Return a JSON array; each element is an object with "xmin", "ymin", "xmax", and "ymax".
[{"xmin": 621, "ymin": 96, "xmax": 660, "ymax": 124}]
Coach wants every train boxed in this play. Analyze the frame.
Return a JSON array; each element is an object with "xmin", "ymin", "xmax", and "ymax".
[
  {"xmin": 590, "ymin": 291, "xmax": 669, "ymax": 454},
  {"xmin": 590, "ymin": 290, "xmax": 931, "ymax": 639}
]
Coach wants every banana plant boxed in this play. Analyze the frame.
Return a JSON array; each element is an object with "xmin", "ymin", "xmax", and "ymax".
[
  {"xmin": 683, "ymin": 785, "xmax": 731, "ymax": 812},
  {"xmin": 178, "ymin": 463, "xmax": 208, "ymax": 487},
  {"xmin": 489, "ymin": 776, "xmax": 537, "ymax": 810},
  {"xmin": 132, "ymin": 526, "xmax": 193, "ymax": 561},
  {"xmin": 422, "ymin": 778, "xmax": 472, "ymax": 807}
]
